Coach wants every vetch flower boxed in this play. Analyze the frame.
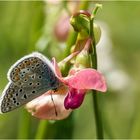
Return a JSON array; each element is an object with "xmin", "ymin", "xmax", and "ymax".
[
  {"xmin": 52, "ymin": 58, "xmax": 107, "ymax": 110},
  {"xmin": 52, "ymin": 38, "xmax": 106, "ymax": 110}
]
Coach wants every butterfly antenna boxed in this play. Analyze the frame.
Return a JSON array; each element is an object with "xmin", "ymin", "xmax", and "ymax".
[{"xmin": 50, "ymin": 92, "xmax": 57, "ymax": 116}]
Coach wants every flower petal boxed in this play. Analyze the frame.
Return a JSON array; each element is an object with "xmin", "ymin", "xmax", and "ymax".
[
  {"xmin": 26, "ymin": 91, "xmax": 72, "ymax": 120},
  {"xmin": 52, "ymin": 57, "xmax": 62, "ymax": 78},
  {"xmin": 52, "ymin": 52, "xmax": 79, "ymax": 79},
  {"xmin": 64, "ymin": 88, "xmax": 86, "ymax": 109},
  {"xmin": 64, "ymin": 68, "xmax": 107, "ymax": 92}
]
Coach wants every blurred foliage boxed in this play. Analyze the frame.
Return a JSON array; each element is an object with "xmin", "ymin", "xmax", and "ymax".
[{"xmin": 0, "ymin": 1, "xmax": 140, "ymax": 139}]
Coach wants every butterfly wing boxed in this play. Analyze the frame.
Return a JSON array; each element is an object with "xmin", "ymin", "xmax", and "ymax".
[{"xmin": 0, "ymin": 52, "xmax": 61, "ymax": 113}]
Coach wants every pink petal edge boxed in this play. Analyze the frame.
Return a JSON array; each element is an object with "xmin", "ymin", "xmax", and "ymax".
[
  {"xmin": 64, "ymin": 68, "xmax": 107, "ymax": 92},
  {"xmin": 52, "ymin": 57, "xmax": 62, "ymax": 78}
]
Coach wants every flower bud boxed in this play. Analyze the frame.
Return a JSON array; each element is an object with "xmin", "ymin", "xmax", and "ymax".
[
  {"xmin": 70, "ymin": 13, "xmax": 101, "ymax": 45},
  {"xmin": 75, "ymin": 49, "xmax": 90, "ymax": 68},
  {"xmin": 70, "ymin": 14, "xmax": 89, "ymax": 33}
]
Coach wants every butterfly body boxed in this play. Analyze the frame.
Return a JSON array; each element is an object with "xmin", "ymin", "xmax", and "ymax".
[{"xmin": 0, "ymin": 52, "xmax": 61, "ymax": 113}]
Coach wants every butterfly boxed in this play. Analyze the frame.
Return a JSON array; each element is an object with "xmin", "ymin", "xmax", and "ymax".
[{"xmin": 0, "ymin": 52, "xmax": 61, "ymax": 113}]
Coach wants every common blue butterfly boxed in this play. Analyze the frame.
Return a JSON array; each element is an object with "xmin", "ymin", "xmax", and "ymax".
[{"xmin": 0, "ymin": 52, "xmax": 61, "ymax": 113}]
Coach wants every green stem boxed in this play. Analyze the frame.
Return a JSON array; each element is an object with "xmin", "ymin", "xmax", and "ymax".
[
  {"xmin": 35, "ymin": 120, "xmax": 48, "ymax": 139},
  {"xmin": 92, "ymin": 92, "xmax": 104, "ymax": 139},
  {"xmin": 17, "ymin": 110, "xmax": 30, "ymax": 139},
  {"xmin": 90, "ymin": 13, "xmax": 104, "ymax": 139}
]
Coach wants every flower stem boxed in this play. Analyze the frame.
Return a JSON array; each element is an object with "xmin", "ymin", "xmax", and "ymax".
[
  {"xmin": 92, "ymin": 91, "xmax": 104, "ymax": 139},
  {"xmin": 89, "ymin": 9, "xmax": 104, "ymax": 139},
  {"xmin": 35, "ymin": 120, "xmax": 48, "ymax": 139},
  {"xmin": 17, "ymin": 110, "xmax": 30, "ymax": 139}
]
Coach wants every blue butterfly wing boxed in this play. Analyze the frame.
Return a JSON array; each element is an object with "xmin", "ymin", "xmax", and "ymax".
[{"xmin": 0, "ymin": 53, "xmax": 61, "ymax": 113}]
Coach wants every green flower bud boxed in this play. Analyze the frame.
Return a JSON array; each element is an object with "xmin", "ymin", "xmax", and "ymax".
[
  {"xmin": 70, "ymin": 11, "xmax": 101, "ymax": 45},
  {"xmin": 75, "ymin": 49, "xmax": 90, "ymax": 68},
  {"xmin": 70, "ymin": 14, "xmax": 89, "ymax": 33}
]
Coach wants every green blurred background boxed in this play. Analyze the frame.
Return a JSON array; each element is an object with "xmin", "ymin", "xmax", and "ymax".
[{"xmin": 0, "ymin": 1, "xmax": 140, "ymax": 139}]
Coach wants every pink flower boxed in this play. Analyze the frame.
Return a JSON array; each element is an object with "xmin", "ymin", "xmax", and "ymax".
[
  {"xmin": 26, "ymin": 55, "xmax": 107, "ymax": 120},
  {"xmin": 53, "ymin": 58, "xmax": 107, "ymax": 110},
  {"xmin": 26, "ymin": 86, "xmax": 72, "ymax": 120}
]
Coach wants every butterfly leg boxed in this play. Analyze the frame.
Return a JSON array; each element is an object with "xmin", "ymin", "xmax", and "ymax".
[{"xmin": 50, "ymin": 92, "xmax": 57, "ymax": 116}]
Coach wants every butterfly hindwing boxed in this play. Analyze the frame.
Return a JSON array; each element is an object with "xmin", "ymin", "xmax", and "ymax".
[{"xmin": 0, "ymin": 52, "xmax": 60, "ymax": 113}]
